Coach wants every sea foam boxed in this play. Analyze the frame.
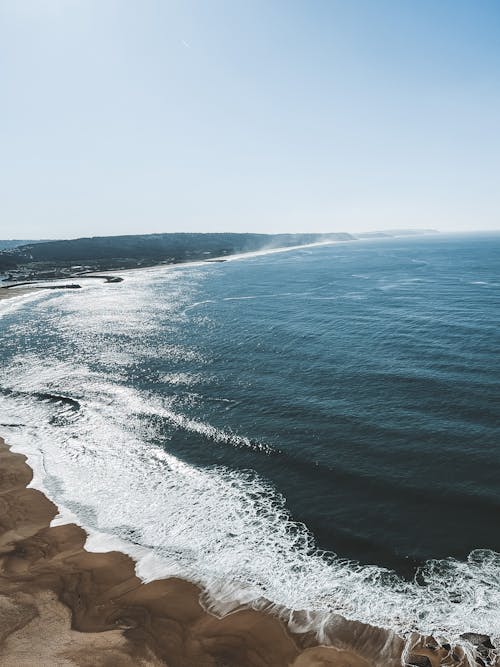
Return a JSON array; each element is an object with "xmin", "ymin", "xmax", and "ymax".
[{"xmin": 1, "ymin": 263, "xmax": 499, "ymax": 666}]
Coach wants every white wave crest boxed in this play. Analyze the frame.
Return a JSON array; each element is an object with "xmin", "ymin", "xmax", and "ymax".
[{"xmin": 1, "ymin": 263, "xmax": 499, "ymax": 665}]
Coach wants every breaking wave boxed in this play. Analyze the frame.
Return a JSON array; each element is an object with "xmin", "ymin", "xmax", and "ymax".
[
  {"xmin": 2, "ymin": 367, "xmax": 500, "ymax": 663},
  {"xmin": 1, "ymin": 238, "xmax": 500, "ymax": 664}
]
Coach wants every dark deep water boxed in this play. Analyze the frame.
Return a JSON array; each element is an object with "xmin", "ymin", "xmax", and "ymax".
[
  {"xmin": 145, "ymin": 233, "xmax": 500, "ymax": 571},
  {"xmin": 1, "ymin": 232, "xmax": 499, "ymax": 637}
]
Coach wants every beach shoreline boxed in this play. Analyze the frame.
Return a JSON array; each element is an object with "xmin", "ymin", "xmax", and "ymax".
[
  {"xmin": 0, "ymin": 436, "xmax": 398, "ymax": 666},
  {"xmin": 0, "ymin": 270, "xmax": 493, "ymax": 667},
  {"xmin": 0, "ymin": 285, "xmax": 42, "ymax": 301},
  {"xmin": 0, "ymin": 436, "xmax": 484, "ymax": 666}
]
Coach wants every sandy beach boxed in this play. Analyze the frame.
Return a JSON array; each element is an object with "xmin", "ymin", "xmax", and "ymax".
[
  {"xmin": 0, "ymin": 286, "xmax": 42, "ymax": 301},
  {"xmin": 0, "ymin": 438, "xmax": 396, "ymax": 667},
  {"xmin": 0, "ymin": 438, "xmax": 485, "ymax": 666}
]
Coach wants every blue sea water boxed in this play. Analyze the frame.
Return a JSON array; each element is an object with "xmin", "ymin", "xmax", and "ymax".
[{"xmin": 0, "ymin": 233, "xmax": 499, "ymax": 647}]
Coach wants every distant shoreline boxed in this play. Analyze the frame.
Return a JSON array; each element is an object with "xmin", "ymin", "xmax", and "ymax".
[
  {"xmin": 0, "ymin": 239, "xmax": 342, "ymax": 290},
  {"xmin": 0, "ymin": 229, "xmax": 440, "ymax": 285}
]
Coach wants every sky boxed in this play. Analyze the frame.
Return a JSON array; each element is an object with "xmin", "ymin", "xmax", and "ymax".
[{"xmin": 1, "ymin": 0, "xmax": 499, "ymax": 239}]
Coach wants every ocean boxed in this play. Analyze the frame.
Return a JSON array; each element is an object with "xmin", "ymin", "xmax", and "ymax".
[{"xmin": 1, "ymin": 233, "xmax": 499, "ymax": 647}]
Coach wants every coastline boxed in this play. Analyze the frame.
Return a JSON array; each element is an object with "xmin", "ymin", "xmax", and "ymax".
[
  {"xmin": 1, "ymin": 239, "xmax": 345, "ymax": 289},
  {"xmin": 0, "ymin": 286, "xmax": 42, "ymax": 301},
  {"xmin": 0, "ymin": 437, "xmax": 483, "ymax": 667},
  {"xmin": 0, "ymin": 437, "xmax": 390, "ymax": 666},
  {"xmin": 0, "ymin": 262, "xmax": 494, "ymax": 667}
]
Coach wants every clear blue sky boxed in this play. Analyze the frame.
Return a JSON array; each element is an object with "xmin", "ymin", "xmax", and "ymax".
[{"xmin": 1, "ymin": 0, "xmax": 499, "ymax": 238}]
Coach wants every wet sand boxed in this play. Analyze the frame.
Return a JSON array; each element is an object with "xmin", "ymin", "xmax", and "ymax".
[
  {"xmin": 0, "ymin": 438, "xmax": 491, "ymax": 666},
  {"xmin": 0, "ymin": 286, "xmax": 42, "ymax": 301},
  {"xmin": 0, "ymin": 438, "xmax": 404, "ymax": 666}
]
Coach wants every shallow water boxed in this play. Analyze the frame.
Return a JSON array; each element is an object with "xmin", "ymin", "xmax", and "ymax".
[{"xmin": 1, "ymin": 233, "xmax": 499, "ymax": 645}]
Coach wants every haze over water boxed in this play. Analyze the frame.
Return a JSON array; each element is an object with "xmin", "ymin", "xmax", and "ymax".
[{"xmin": 1, "ymin": 233, "xmax": 500, "ymax": 645}]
